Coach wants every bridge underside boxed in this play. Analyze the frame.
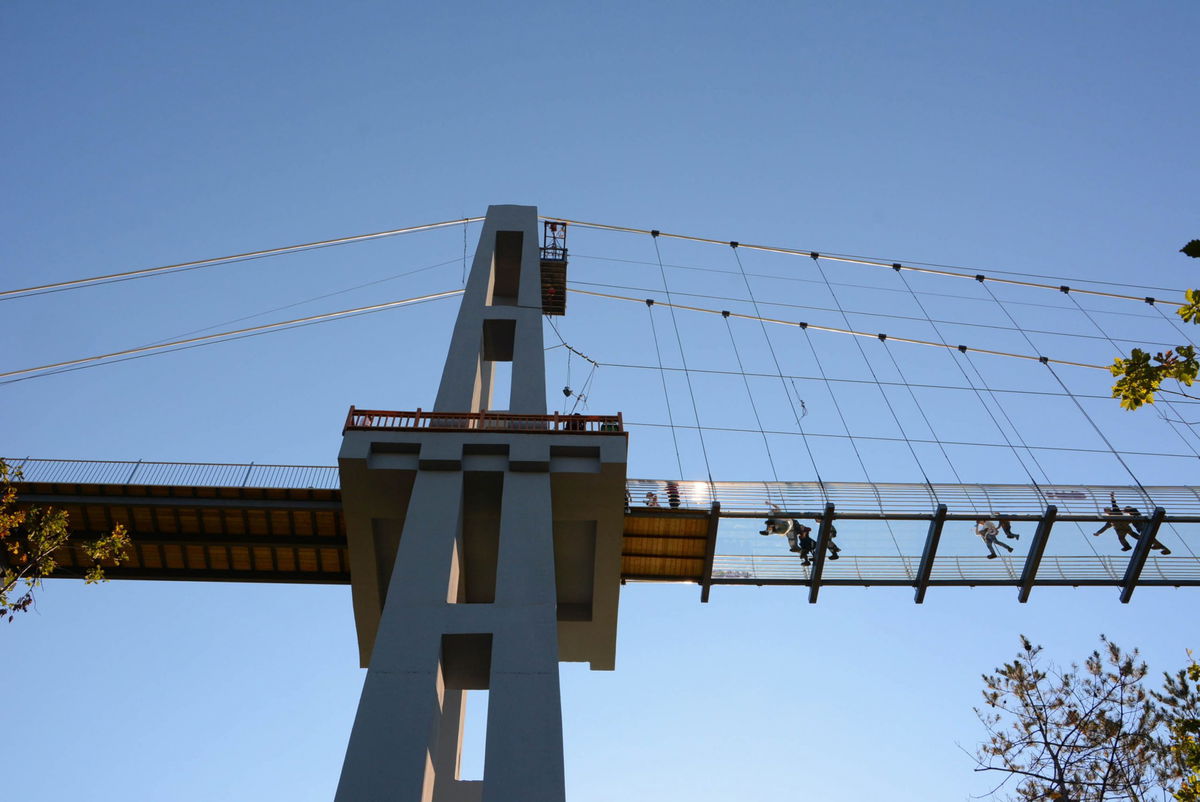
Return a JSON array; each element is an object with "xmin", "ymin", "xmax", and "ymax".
[{"xmin": 11, "ymin": 459, "xmax": 1199, "ymax": 603}]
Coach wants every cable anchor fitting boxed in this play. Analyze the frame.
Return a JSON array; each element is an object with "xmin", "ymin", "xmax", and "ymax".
[
  {"xmin": 1059, "ymin": 285, "xmax": 1071, "ymax": 294},
  {"xmin": 957, "ymin": 345, "xmax": 968, "ymax": 353},
  {"xmin": 975, "ymin": 274, "xmax": 986, "ymax": 283},
  {"xmin": 809, "ymin": 252, "xmax": 820, "ymax": 260},
  {"xmin": 721, "ymin": 310, "xmax": 731, "ymax": 318},
  {"xmin": 877, "ymin": 333, "xmax": 887, "ymax": 341},
  {"xmin": 729, "ymin": 241, "xmax": 738, "ymax": 249},
  {"xmin": 1145, "ymin": 297, "xmax": 1156, "ymax": 305},
  {"xmin": 1039, "ymin": 356, "xmax": 1049, "ymax": 364},
  {"xmin": 650, "ymin": 230, "xmax": 660, "ymax": 238},
  {"xmin": 892, "ymin": 263, "xmax": 902, "ymax": 272},
  {"xmin": 644, "ymin": 298, "xmax": 655, "ymax": 307},
  {"xmin": 799, "ymin": 321, "xmax": 809, "ymax": 329}
]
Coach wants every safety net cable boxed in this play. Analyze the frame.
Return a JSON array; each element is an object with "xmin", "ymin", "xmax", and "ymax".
[
  {"xmin": 644, "ymin": 300, "xmax": 686, "ymax": 480},
  {"xmin": 1062, "ymin": 291, "xmax": 1200, "ymax": 457},
  {"xmin": 799, "ymin": 322, "xmax": 906, "ymax": 559},
  {"xmin": 651, "ymin": 233, "xmax": 714, "ymax": 487},
  {"xmin": 722, "ymin": 313, "xmax": 780, "ymax": 483},
  {"xmin": 808, "ymin": 255, "xmax": 939, "ymax": 508}
]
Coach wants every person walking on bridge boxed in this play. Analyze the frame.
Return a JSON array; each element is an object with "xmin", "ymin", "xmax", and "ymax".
[{"xmin": 976, "ymin": 518, "xmax": 1014, "ymax": 559}]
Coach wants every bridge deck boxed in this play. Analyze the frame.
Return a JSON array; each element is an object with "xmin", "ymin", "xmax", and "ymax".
[{"xmin": 8, "ymin": 459, "xmax": 1198, "ymax": 602}]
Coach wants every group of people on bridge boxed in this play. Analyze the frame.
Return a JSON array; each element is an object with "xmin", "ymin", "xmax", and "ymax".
[{"xmin": 759, "ymin": 492, "xmax": 1171, "ymax": 563}]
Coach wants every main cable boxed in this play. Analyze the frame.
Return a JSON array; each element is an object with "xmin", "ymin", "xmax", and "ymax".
[
  {"xmin": 1, "ymin": 217, "xmax": 483, "ymax": 301},
  {"xmin": 544, "ymin": 216, "xmax": 1188, "ymax": 308},
  {"xmin": 0, "ymin": 289, "xmax": 464, "ymax": 381},
  {"xmin": 566, "ymin": 287, "xmax": 1110, "ymax": 371}
]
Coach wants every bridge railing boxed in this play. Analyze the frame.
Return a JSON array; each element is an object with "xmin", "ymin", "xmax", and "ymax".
[
  {"xmin": 5, "ymin": 457, "xmax": 341, "ymax": 489},
  {"xmin": 343, "ymin": 407, "xmax": 624, "ymax": 435},
  {"xmin": 626, "ymin": 479, "xmax": 1200, "ymax": 518}
]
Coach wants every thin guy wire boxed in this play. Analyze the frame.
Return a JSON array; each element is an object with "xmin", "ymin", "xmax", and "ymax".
[
  {"xmin": 722, "ymin": 315, "xmax": 780, "ymax": 482},
  {"xmin": 651, "ymin": 235, "xmax": 714, "ymax": 485},
  {"xmin": 0, "ymin": 217, "xmax": 483, "ymax": 301},
  {"xmin": 645, "ymin": 302, "xmax": 685, "ymax": 480}
]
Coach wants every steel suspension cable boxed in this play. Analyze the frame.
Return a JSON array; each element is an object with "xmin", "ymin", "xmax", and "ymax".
[
  {"xmin": 544, "ymin": 216, "xmax": 1188, "ymax": 309},
  {"xmin": 566, "ymin": 287, "xmax": 1109, "ymax": 371},
  {"xmin": 1, "ymin": 217, "xmax": 483, "ymax": 301},
  {"xmin": 1150, "ymin": 299, "xmax": 1199, "ymax": 350},
  {"xmin": 651, "ymin": 234, "xmax": 714, "ymax": 485},
  {"xmin": 645, "ymin": 300, "xmax": 685, "ymax": 480},
  {"xmin": 0, "ymin": 289, "xmax": 464, "ymax": 381}
]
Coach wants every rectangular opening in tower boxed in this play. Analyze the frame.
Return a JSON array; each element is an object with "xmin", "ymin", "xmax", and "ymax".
[
  {"xmin": 456, "ymin": 472, "xmax": 502, "ymax": 603},
  {"xmin": 489, "ymin": 230, "xmax": 523, "ymax": 306}
]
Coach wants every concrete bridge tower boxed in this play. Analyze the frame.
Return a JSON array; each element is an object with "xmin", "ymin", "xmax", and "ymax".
[{"xmin": 335, "ymin": 205, "xmax": 628, "ymax": 801}]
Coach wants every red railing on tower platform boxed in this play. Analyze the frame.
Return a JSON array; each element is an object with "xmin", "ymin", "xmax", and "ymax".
[{"xmin": 342, "ymin": 406, "xmax": 624, "ymax": 435}]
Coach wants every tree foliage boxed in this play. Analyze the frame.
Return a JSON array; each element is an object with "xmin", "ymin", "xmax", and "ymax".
[
  {"xmin": 1157, "ymin": 656, "xmax": 1200, "ymax": 802},
  {"xmin": 974, "ymin": 637, "xmax": 1200, "ymax": 801},
  {"xmin": 0, "ymin": 458, "xmax": 130, "ymax": 621},
  {"xmin": 1110, "ymin": 241, "xmax": 1199, "ymax": 410}
]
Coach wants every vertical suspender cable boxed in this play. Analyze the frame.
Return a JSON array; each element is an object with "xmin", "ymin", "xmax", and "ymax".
[
  {"xmin": 892, "ymin": 267, "xmax": 1109, "ymax": 563},
  {"xmin": 651, "ymin": 233, "xmax": 714, "ymax": 487},
  {"xmin": 645, "ymin": 300, "xmax": 686, "ymax": 480},
  {"xmin": 723, "ymin": 313, "xmax": 780, "ymax": 482},
  {"xmin": 729, "ymin": 244, "xmax": 826, "ymax": 502},
  {"xmin": 808, "ymin": 255, "xmax": 939, "ymax": 508}
]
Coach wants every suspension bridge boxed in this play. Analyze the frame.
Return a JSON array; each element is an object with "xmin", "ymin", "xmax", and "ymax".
[{"xmin": 6, "ymin": 204, "xmax": 1198, "ymax": 801}]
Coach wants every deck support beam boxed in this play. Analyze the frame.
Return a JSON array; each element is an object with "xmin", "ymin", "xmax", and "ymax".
[
  {"xmin": 1119, "ymin": 506, "xmax": 1166, "ymax": 603},
  {"xmin": 1017, "ymin": 505, "xmax": 1057, "ymax": 603},
  {"xmin": 913, "ymin": 505, "xmax": 947, "ymax": 604},
  {"xmin": 699, "ymin": 502, "xmax": 721, "ymax": 603},
  {"xmin": 807, "ymin": 503, "xmax": 836, "ymax": 604}
]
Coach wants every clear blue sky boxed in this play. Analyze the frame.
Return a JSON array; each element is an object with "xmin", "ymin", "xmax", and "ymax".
[{"xmin": 3, "ymin": 2, "xmax": 1198, "ymax": 800}]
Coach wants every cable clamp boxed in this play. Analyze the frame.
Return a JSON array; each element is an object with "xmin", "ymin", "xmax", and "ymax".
[
  {"xmin": 809, "ymin": 252, "xmax": 820, "ymax": 260},
  {"xmin": 1059, "ymin": 285, "xmax": 1070, "ymax": 294},
  {"xmin": 892, "ymin": 263, "xmax": 902, "ymax": 271},
  {"xmin": 1039, "ymin": 356, "xmax": 1049, "ymax": 364},
  {"xmin": 729, "ymin": 241, "xmax": 738, "ymax": 249},
  {"xmin": 975, "ymin": 274, "xmax": 986, "ymax": 283},
  {"xmin": 799, "ymin": 321, "xmax": 809, "ymax": 329},
  {"xmin": 1145, "ymin": 296, "xmax": 1156, "ymax": 305},
  {"xmin": 650, "ymin": 230, "xmax": 660, "ymax": 238},
  {"xmin": 877, "ymin": 333, "xmax": 887, "ymax": 341},
  {"xmin": 957, "ymin": 345, "xmax": 968, "ymax": 353},
  {"xmin": 721, "ymin": 310, "xmax": 731, "ymax": 318},
  {"xmin": 645, "ymin": 298, "xmax": 655, "ymax": 307}
]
